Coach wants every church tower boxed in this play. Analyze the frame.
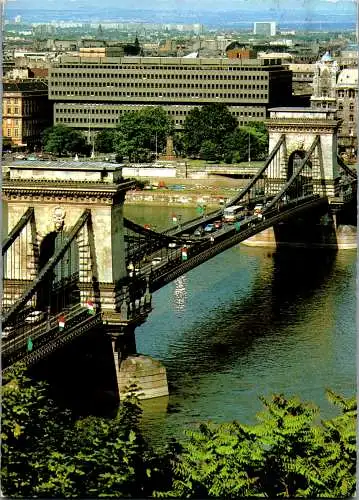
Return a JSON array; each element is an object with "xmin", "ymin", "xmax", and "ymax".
[{"xmin": 310, "ymin": 51, "xmax": 339, "ymax": 109}]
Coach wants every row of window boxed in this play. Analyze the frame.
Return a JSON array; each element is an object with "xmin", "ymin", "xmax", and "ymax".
[
  {"xmin": 337, "ymin": 90, "xmax": 357, "ymax": 98},
  {"xmin": 3, "ymin": 98, "xmax": 19, "ymax": 104},
  {"xmin": 51, "ymin": 72, "xmax": 269, "ymax": 81},
  {"xmin": 51, "ymin": 81, "xmax": 268, "ymax": 90},
  {"xmin": 5, "ymin": 128, "xmax": 19, "ymax": 137},
  {"xmin": 338, "ymin": 103, "xmax": 356, "ymax": 110},
  {"xmin": 56, "ymin": 108, "xmax": 265, "ymax": 121},
  {"xmin": 56, "ymin": 106, "xmax": 264, "ymax": 116},
  {"xmin": 57, "ymin": 64, "xmax": 268, "ymax": 72},
  {"xmin": 51, "ymin": 90, "xmax": 268, "ymax": 99},
  {"xmin": 5, "ymin": 107, "xmax": 20, "ymax": 114}
]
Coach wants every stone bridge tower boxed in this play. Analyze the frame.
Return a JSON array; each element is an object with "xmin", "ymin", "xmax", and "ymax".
[
  {"xmin": 266, "ymin": 107, "xmax": 341, "ymax": 197},
  {"xmin": 2, "ymin": 162, "xmax": 169, "ymax": 400}
]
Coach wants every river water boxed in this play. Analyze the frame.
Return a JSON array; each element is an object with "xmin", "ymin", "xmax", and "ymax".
[{"xmin": 124, "ymin": 205, "xmax": 356, "ymax": 445}]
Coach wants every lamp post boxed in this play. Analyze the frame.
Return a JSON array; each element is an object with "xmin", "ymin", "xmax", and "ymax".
[
  {"xmin": 86, "ymin": 104, "xmax": 96, "ymax": 158},
  {"xmin": 248, "ymin": 131, "xmax": 251, "ymax": 167}
]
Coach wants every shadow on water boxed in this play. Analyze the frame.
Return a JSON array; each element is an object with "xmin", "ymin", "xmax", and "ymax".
[
  {"xmin": 138, "ymin": 247, "xmax": 356, "ymax": 446},
  {"xmin": 162, "ymin": 248, "xmax": 340, "ymax": 385}
]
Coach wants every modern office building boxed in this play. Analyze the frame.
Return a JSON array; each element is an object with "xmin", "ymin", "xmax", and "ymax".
[
  {"xmin": 2, "ymin": 80, "xmax": 52, "ymax": 149},
  {"xmin": 48, "ymin": 55, "xmax": 292, "ymax": 133},
  {"xmin": 253, "ymin": 22, "xmax": 276, "ymax": 37}
]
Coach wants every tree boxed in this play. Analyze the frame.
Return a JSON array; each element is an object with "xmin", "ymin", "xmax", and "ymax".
[
  {"xmin": 114, "ymin": 107, "xmax": 173, "ymax": 163},
  {"xmin": 156, "ymin": 392, "xmax": 357, "ymax": 498},
  {"xmin": 1, "ymin": 365, "xmax": 74, "ymax": 498},
  {"xmin": 1, "ymin": 368, "xmax": 161, "ymax": 498},
  {"xmin": 182, "ymin": 103, "xmax": 238, "ymax": 158},
  {"xmin": 2, "ymin": 366, "xmax": 356, "ymax": 499},
  {"xmin": 42, "ymin": 125, "xmax": 90, "ymax": 156},
  {"xmin": 223, "ymin": 122, "xmax": 269, "ymax": 164},
  {"xmin": 199, "ymin": 140, "xmax": 221, "ymax": 161},
  {"xmin": 94, "ymin": 129, "xmax": 116, "ymax": 153}
]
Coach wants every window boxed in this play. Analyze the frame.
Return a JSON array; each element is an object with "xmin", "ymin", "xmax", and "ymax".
[
  {"xmin": 14, "ymin": 129, "xmax": 18, "ymax": 137},
  {"xmin": 7, "ymin": 129, "xmax": 11, "ymax": 136}
]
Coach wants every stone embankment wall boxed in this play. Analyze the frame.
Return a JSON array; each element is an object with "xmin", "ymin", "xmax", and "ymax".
[{"xmin": 125, "ymin": 176, "xmax": 246, "ymax": 207}]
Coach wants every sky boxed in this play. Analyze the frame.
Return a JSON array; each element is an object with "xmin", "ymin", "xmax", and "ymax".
[{"xmin": 4, "ymin": 0, "xmax": 357, "ymax": 11}]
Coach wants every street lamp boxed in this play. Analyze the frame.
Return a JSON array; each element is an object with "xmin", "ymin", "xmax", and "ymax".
[
  {"xmin": 86, "ymin": 104, "xmax": 96, "ymax": 158},
  {"xmin": 248, "ymin": 131, "xmax": 251, "ymax": 167}
]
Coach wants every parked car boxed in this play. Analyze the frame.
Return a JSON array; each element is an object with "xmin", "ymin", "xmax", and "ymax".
[
  {"xmin": 204, "ymin": 223, "xmax": 216, "ymax": 233},
  {"xmin": 151, "ymin": 256, "xmax": 162, "ymax": 266},
  {"xmin": 25, "ymin": 310, "xmax": 46, "ymax": 324}
]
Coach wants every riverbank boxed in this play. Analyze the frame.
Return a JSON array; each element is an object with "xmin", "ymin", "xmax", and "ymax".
[{"xmin": 125, "ymin": 176, "xmax": 247, "ymax": 207}]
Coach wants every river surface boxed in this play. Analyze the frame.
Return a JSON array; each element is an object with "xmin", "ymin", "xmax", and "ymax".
[{"xmin": 124, "ymin": 205, "xmax": 356, "ymax": 445}]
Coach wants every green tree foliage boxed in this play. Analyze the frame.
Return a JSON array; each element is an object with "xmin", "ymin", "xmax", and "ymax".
[
  {"xmin": 1, "ymin": 369, "xmax": 160, "ymax": 498},
  {"xmin": 42, "ymin": 125, "xmax": 90, "ymax": 156},
  {"xmin": 224, "ymin": 122, "xmax": 269, "ymax": 164},
  {"xmin": 199, "ymin": 140, "xmax": 220, "ymax": 161},
  {"xmin": 114, "ymin": 107, "xmax": 173, "ymax": 163},
  {"xmin": 94, "ymin": 129, "xmax": 116, "ymax": 153},
  {"xmin": 157, "ymin": 392, "xmax": 357, "ymax": 498},
  {"xmin": 1, "ymin": 365, "xmax": 74, "ymax": 498},
  {"xmin": 182, "ymin": 103, "xmax": 238, "ymax": 159},
  {"xmin": 2, "ymin": 366, "xmax": 356, "ymax": 499}
]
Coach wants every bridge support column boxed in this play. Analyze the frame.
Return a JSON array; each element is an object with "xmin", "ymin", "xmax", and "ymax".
[{"xmin": 110, "ymin": 325, "xmax": 169, "ymax": 401}]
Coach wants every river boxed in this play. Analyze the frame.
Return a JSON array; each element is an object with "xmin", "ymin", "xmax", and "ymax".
[{"xmin": 124, "ymin": 205, "xmax": 356, "ymax": 445}]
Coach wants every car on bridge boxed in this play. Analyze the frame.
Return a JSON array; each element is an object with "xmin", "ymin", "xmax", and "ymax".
[
  {"xmin": 253, "ymin": 204, "xmax": 264, "ymax": 215},
  {"xmin": 204, "ymin": 223, "xmax": 216, "ymax": 233},
  {"xmin": 151, "ymin": 256, "xmax": 162, "ymax": 266},
  {"xmin": 1, "ymin": 325, "xmax": 15, "ymax": 339},
  {"xmin": 194, "ymin": 226, "xmax": 204, "ymax": 237},
  {"xmin": 25, "ymin": 310, "xmax": 46, "ymax": 324}
]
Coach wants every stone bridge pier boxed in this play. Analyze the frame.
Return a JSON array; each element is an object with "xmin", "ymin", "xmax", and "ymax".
[{"xmin": 3, "ymin": 162, "xmax": 168, "ymax": 400}]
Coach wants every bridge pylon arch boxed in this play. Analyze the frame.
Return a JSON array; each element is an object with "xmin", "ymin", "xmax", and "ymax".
[{"xmin": 266, "ymin": 107, "xmax": 341, "ymax": 197}]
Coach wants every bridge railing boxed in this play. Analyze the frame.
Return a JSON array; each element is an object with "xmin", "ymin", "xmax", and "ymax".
[{"xmin": 2, "ymin": 304, "xmax": 102, "ymax": 371}]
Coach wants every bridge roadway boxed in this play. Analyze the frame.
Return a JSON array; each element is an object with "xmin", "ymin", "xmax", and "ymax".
[
  {"xmin": 133, "ymin": 194, "xmax": 327, "ymax": 292},
  {"xmin": 2, "ymin": 304, "xmax": 102, "ymax": 373}
]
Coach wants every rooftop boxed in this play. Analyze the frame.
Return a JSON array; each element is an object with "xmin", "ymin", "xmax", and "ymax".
[
  {"xmin": 3, "ymin": 79, "xmax": 48, "ymax": 93},
  {"xmin": 337, "ymin": 68, "xmax": 358, "ymax": 86}
]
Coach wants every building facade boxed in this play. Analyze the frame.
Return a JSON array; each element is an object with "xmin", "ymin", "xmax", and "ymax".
[
  {"xmin": 2, "ymin": 80, "xmax": 52, "ymax": 149},
  {"xmin": 335, "ymin": 68, "xmax": 357, "ymax": 159},
  {"xmin": 310, "ymin": 52, "xmax": 357, "ymax": 159},
  {"xmin": 48, "ymin": 55, "xmax": 292, "ymax": 133},
  {"xmin": 253, "ymin": 22, "xmax": 277, "ymax": 37}
]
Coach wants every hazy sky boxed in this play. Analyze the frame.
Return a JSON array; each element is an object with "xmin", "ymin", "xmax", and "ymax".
[{"xmin": 5, "ymin": 0, "xmax": 357, "ymax": 11}]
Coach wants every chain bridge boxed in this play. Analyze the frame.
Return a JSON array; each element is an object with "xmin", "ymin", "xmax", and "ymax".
[{"xmin": 1, "ymin": 107, "xmax": 356, "ymax": 400}]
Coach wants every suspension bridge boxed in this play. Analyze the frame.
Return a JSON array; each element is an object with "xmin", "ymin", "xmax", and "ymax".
[{"xmin": 1, "ymin": 107, "xmax": 356, "ymax": 399}]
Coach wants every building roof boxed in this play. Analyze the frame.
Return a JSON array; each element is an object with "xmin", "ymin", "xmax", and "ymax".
[
  {"xmin": 288, "ymin": 63, "xmax": 315, "ymax": 72},
  {"xmin": 337, "ymin": 68, "xmax": 358, "ymax": 86},
  {"xmin": 321, "ymin": 51, "xmax": 333, "ymax": 63},
  {"xmin": 3, "ymin": 79, "xmax": 48, "ymax": 93}
]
